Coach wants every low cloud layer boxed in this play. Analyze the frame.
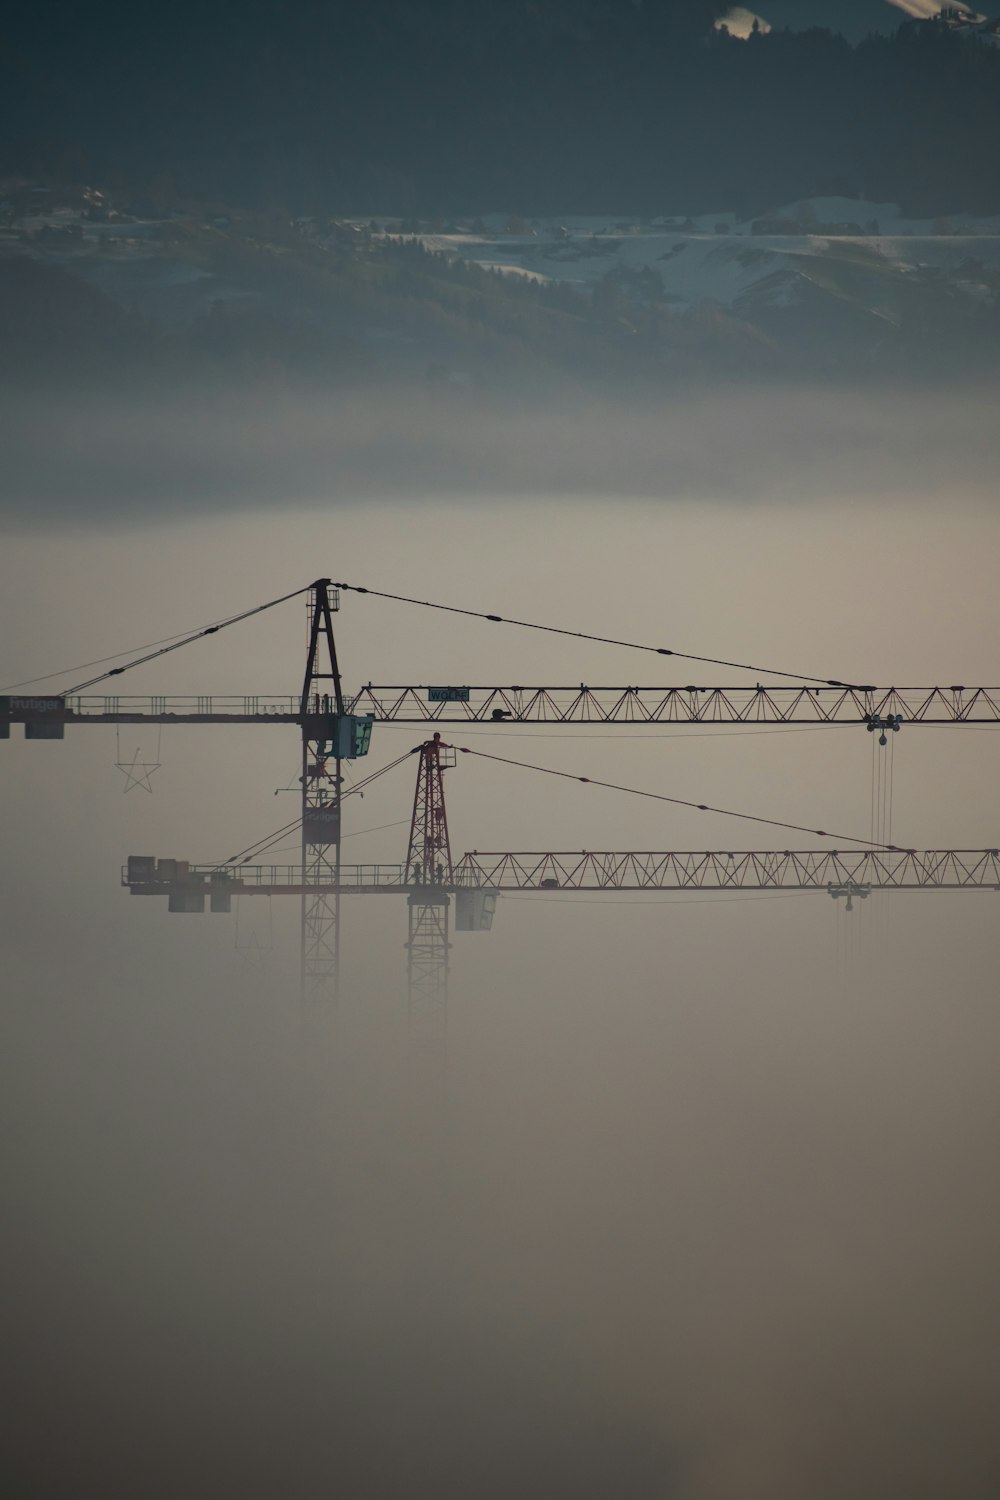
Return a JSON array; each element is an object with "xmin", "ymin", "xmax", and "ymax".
[
  {"xmin": 3, "ymin": 382, "xmax": 999, "ymax": 527},
  {"xmin": 5, "ymin": 910, "xmax": 1000, "ymax": 1499}
]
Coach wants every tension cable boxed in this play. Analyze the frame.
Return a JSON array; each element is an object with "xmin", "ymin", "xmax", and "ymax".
[
  {"xmin": 62, "ymin": 584, "xmax": 312, "ymax": 695},
  {"xmin": 456, "ymin": 744, "xmax": 914, "ymax": 852},
  {"xmin": 334, "ymin": 580, "xmax": 868, "ymax": 689}
]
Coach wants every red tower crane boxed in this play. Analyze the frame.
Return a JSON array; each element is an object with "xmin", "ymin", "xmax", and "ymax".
[
  {"xmin": 400, "ymin": 732, "xmax": 457, "ymax": 1097},
  {"xmin": 404, "ymin": 734, "xmax": 456, "ymax": 1059}
]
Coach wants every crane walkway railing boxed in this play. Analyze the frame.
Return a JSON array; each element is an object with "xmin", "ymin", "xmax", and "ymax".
[{"xmin": 61, "ymin": 695, "xmax": 303, "ymax": 722}]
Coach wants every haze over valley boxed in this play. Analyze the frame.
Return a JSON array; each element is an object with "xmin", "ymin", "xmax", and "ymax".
[{"xmin": 3, "ymin": 6, "xmax": 1000, "ymax": 1499}]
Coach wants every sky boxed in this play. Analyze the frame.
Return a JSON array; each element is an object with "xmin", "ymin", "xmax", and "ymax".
[{"xmin": 3, "ymin": 391, "xmax": 1000, "ymax": 1496}]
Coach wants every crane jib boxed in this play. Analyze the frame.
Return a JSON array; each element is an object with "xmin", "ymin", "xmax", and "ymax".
[{"xmin": 4, "ymin": 689, "xmax": 1000, "ymax": 730}]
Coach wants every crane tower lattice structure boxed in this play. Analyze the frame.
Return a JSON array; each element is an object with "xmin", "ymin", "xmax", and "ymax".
[
  {"xmin": 299, "ymin": 580, "xmax": 344, "ymax": 1006},
  {"xmin": 405, "ymin": 733, "xmax": 456, "ymax": 1073}
]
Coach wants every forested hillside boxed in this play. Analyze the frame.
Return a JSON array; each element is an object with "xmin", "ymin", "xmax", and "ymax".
[{"xmin": 2, "ymin": 1, "xmax": 999, "ymax": 219}]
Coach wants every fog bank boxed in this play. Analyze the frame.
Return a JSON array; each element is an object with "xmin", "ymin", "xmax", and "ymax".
[
  {"xmin": 4, "ymin": 382, "xmax": 999, "ymax": 524},
  {"xmin": 3, "ymin": 491, "xmax": 1000, "ymax": 1498}
]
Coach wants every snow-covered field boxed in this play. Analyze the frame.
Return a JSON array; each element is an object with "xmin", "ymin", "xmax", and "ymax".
[
  {"xmin": 378, "ymin": 197, "xmax": 1000, "ymax": 312},
  {"xmin": 5, "ymin": 192, "xmax": 999, "ymax": 337}
]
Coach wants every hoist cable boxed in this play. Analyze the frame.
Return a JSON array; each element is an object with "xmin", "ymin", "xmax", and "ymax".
[
  {"xmin": 455, "ymin": 744, "xmax": 913, "ymax": 852},
  {"xmin": 333, "ymin": 580, "xmax": 867, "ymax": 689},
  {"xmin": 61, "ymin": 584, "xmax": 312, "ymax": 695}
]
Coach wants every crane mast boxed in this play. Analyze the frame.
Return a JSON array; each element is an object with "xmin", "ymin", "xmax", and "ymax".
[
  {"xmin": 299, "ymin": 580, "xmax": 345, "ymax": 1006},
  {"xmin": 404, "ymin": 734, "xmax": 456, "ymax": 1084}
]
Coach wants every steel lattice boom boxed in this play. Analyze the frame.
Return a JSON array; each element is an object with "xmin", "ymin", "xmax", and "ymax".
[
  {"xmin": 5, "ymin": 683, "xmax": 1000, "ymax": 733},
  {"xmin": 346, "ymin": 684, "xmax": 1000, "ymax": 725},
  {"xmin": 451, "ymin": 848, "xmax": 1000, "ymax": 891},
  {"xmin": 124, "ymin": 848, "xmax": 1000, "ymax": 897}
]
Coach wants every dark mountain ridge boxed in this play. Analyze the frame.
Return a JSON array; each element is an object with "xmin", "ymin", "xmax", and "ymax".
[{"xmin": 2, "ymin": 2, "xmax": 1000, "ymax": 219}]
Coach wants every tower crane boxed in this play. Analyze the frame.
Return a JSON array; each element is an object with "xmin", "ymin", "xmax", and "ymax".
[
  {"xmin": 5, "ymin": 579, "xmax": 999, "ymax": 1043},
  {"xmin": 122, "ymin": 742, "xmax": 1000, "ymax": 1074}
]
